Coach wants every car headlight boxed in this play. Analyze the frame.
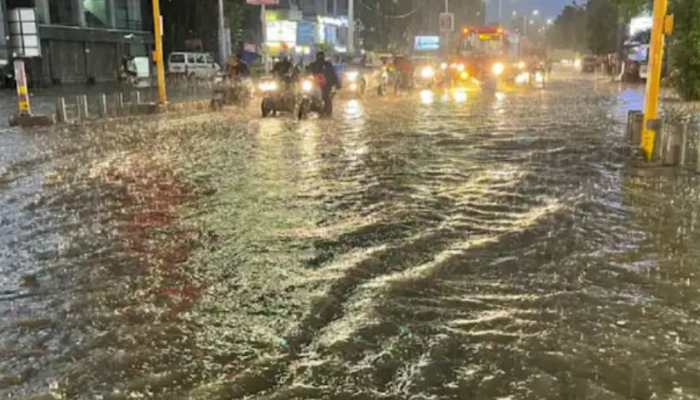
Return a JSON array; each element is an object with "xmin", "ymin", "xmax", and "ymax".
[
  {"xmin": 259, "ymin": 81, "xmax": 278, "ymax": 92},
  {"xmin": 492, "ymin": 63, "xmax": 505, "ymax": 76},
  {"xmin": 440, "ymin": 62, "xmax": 448, "ymax": 70},
  {"xmin": 517, "ymin": 61, "xmax": 526, "ymax": 70},
  {"xmin": 302, "ymin": 80, "xmax": 313, "ymax": 92},
  {"xmin": 457, "ymin": 63, "xmax": 465, "ymax": 72},
  {"xmin": 460, "ymin": 71, "xmax": 469, "ymax": 80},
  {"xmin": 345, "ymin": 71, "xmax": 359, "ymax": 82},
  {"xmin": 574, "ymin": 58, "xmax": 582, "ymax": 69},
  {"xmin": 421, "ymin": 66, "xmax": 435, "ymax": 79}
]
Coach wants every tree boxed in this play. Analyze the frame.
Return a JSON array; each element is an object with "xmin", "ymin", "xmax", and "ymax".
[
  {"xmin": 668, "ymin": 0, "xmax": 700, "ymax": 100},
  {"xmin": 547, "ymin": 4, "xmax": 586, "ymax": 52},
  {"xmin": 586, "ymin": 0, "xmax": 619, "ymax": 55}
]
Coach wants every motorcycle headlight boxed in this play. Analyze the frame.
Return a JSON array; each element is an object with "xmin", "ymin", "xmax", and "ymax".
[
  {"xmin": 259, "ymin": 81, "xmax": 278, "ymax": 92},
  {"xmin": 492, "ymin": 63, "xmax": 505, "ymax": 76},
  {"xmin": 421, "ymin": 66, "xmax": 435, "ymax": 79},
  {"xmin": 460, "ymin": 71, "xmax": 469, "ymax": 80},
  {"xmin": 302, "ymin": 80, "xmax": 313, "ymax": 92},
  {"xmin": 345, "ymin": 71, "xmax": 359, "ymax": 82}
]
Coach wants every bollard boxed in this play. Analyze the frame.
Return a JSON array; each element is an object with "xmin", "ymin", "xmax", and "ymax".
[
  {"xmin": 118, "ymin": 92, "xmax": 125, "ymax": 115},
  {"xmin": 627, "ymin": 110, "xmax": 644, "ymax": 146},
  {"xmin": 56, "ymin": 97, "xmax": 67, "ymax": 123},
  {"xmin": 99, "ymin": 94, "xmax": 108, "ymax": 118},
  {"xmin": 81, "ymin": 95, "xmax": 89, "ymax": 120},
  {"xmin": 697, "ymin": 135, "xmax": 700, "ymax": 174},
  {"xmin": 135, "ymin": 91, "xmax": 142, "ymax": 104},
  {"xmin": 680, "ymin": 122, "xmax": 688, "ymax": 167},
  {"xmin": 662, "ymin": 122, "xmax": 682, "ymax": 166}
]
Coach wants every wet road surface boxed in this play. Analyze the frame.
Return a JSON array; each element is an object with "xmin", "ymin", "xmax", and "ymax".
[{"xmin": 1, "ymin": 71, "xmax": 700, "ymax": 399}]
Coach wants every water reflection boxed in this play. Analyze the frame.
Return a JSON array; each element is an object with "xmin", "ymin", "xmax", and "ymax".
[{"xmin": 2, "ymin": 74, "xmax": 699, "ymax": 400}]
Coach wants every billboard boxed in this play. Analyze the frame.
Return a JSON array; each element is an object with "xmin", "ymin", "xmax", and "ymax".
[{"xmin": 414, "ymin": 36, "xmax": 440, "ymax": 51}]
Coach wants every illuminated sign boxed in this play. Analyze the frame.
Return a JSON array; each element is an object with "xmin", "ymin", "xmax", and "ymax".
[
  {"xmin": 267, "ymin": 20, "xmax": 297, "ymax": 45},
  {"xmin": 414, "ymin": 36, "xmax": 440, "ymax": 51}
]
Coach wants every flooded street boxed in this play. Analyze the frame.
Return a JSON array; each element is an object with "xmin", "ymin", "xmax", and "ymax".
[{"xmin": 1, "ymin": 71, "xmax": 700, "ymax": 399}]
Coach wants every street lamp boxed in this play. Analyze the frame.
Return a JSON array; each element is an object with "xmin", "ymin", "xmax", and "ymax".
[{"xmin": 532, "ymin": 9, "xmax": 540, "ymax": 16}]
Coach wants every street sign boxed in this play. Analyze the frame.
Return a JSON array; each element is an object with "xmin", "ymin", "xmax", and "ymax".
[{"xmin": 439, "ymin": 12, "xmax": 454, "ymax": 33}]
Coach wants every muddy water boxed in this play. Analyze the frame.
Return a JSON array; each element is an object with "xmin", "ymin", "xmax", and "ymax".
[{"xmin": 1, "ymin": 72, "xmax": 699, "ymax": 399}]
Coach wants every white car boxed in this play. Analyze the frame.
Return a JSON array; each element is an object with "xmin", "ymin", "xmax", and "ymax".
[{"xmin": 168, "ymin": 52, "xmax": 221, "ymax": 79}]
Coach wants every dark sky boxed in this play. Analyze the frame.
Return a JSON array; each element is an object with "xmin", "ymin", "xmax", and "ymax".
[{"xmin": 484, "ymin": 0, "xmax": 576, "ymax": 23}]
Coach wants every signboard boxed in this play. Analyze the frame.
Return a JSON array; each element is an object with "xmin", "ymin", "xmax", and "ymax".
[
  {"xmin": 246, "ymin": 0, "xmax": 279, "ymax": 4},
  {"xmin": 414, "ymin": 36, "xmax": 440, "ymax": 51},
  {"xmin": 297, "ymin": 21, "xmax": 316, "ymax": 46},
  {"xmin": 267, "ymin": 20, "xmax": 297, "ymax": 45},
  {"xmin": 8, "ymin": 8, "xmax": 41, "ymax": 57},
  {"xmin": 439, "ymin": 13, "xmax": 454, "ymax": 33}
]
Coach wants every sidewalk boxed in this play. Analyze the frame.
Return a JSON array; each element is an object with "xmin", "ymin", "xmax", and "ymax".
[{"xmin": 0, "ymin": 82, "xmax": 215, "ymax": 130}]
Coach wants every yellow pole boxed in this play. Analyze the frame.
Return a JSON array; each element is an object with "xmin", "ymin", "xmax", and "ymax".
[
  {"xmin": 641, "ymin": 0, "xmax": 671, "ymax": 160},
  {"xmin": 152, "ymin": 0, "xmax": 167, "ymax": 105}
]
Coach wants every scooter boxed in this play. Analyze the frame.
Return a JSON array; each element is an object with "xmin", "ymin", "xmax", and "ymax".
[
  {"xmin": 298, "ymin": 75, "xmax": 332, "ymax": 120},
  {"xmin": 259, "ymin": 75, "xmax": 298, "ymax": 117}
]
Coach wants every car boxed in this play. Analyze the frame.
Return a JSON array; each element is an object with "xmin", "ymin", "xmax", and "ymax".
[
  {"xmin": 337, "ymin": 52, "xmax": 387, "ymax": 97},
  {"xmin": 581, "ymin": 56, "xmax": 599, "ymax": 73},
  {"xmin": 168, "ymin": 52, "xmax": 221, "ymax": 79},
  {"xmin": 412, "ymin": 56, "xmax": 440, "ymax": 89}
]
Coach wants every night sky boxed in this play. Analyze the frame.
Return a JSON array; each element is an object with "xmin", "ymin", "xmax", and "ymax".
[{"xmin": 484, "ymin": 0, "xmax": 576, "ymax": 22}]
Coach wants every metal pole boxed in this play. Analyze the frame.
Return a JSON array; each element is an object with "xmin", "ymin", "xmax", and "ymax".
[
  {"xmin": 498, "ymin": 0, "xmax": 502, "ymax": 24},
  {"xmin": 641, "ymin": 0, "xmax": 672, "ymax": 160},
  {"xmin": 152, "ymin": 0, "xmax": 168, "ymax": 105},
  {"xmin": 348, "ymin": 0, "xmax": 355, "ymax": 54},
  {"xmin": 261, "ymin": 4, "xmax": 267, "ymax": 72},
  {"xmin": 218, "ymin": 0, "xmax": 226, "ymax": 66}
]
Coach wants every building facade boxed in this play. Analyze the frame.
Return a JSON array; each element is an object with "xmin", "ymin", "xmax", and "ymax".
[
  {"xmin": 3, "ymin": 0, "xmax": 153, "ymax": 85},
  {"xmin": 0, "ymin": 1, "xmax": 7, "ymax": 66},
  {"xmin": 264, "ymin": 0, "xmax": 350, "ymax": 60}
]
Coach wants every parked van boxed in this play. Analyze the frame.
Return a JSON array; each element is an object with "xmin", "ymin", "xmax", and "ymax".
[{"xmin": 168, "ymin": 52, "xmax": 221, "ymax": 79}]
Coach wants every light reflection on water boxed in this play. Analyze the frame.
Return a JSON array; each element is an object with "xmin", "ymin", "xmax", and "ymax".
[{"xmin": 2, "ymin": 75, "xmax": 700, "ymax": 400}]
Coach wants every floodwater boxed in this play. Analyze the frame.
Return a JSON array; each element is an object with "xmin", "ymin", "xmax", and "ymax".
[{"xmin": 1, "ymin": 71, "xmax": 699, "ymax": 399}]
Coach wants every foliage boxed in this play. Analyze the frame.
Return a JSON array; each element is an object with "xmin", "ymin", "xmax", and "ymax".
[
  {"xmin": 547, "ymin": 4, "xmax": 587, "ymax": 52},
  {"xmin": 668, "ymin": 0, "xmax": 700, "ymax": 100},
  {"xmin": 586, "ymin": 0, "xmax": 619, "ymax": 55}
]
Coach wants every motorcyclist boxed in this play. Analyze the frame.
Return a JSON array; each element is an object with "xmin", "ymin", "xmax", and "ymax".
[
  {"xmin": 227, "ymin": 53, "xmax": 250, "ymax": 81},
  {"xmin": 272, "ymin": 55, "xmax": 298, "ymax": 88},
  {"xmin": 393, "ymin": 55, "xmax": 414, "ymax": 93},
  {"xmin": 306, "ymin": 51, "xmax": 340, "ymax": 116}
]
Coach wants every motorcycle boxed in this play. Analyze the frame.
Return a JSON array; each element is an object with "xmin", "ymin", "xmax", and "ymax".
[
  {"xmin": 298, "ymin": 75, "xmax": 331, "ymax": 120},
  {"xmin": 259, "ymin": 75, "xmax": 298, "ymax": 117}
]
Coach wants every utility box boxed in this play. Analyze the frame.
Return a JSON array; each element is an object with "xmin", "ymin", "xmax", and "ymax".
[{"xmin": 8, "ymin": 8, "xmax": 41, "ymax": 58}]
